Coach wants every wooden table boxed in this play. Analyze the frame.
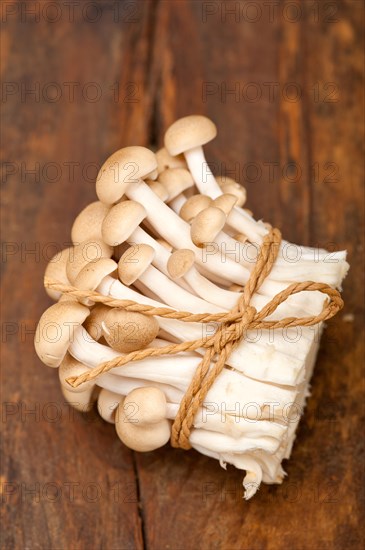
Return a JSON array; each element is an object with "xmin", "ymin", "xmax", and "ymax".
[{"xmin": 2, "ymin": 1, "xmax": 364, "ymax": 548}]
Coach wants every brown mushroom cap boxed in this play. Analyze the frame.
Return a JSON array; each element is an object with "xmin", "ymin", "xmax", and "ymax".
[
  {"xmin": 61, "ymin": 384, "xmax": 99, "ymax": 413},
  {"xmin": 101, "ymin": 200, "xmax": 146, "ymax": 246},
  {"xmin": 71, "ymin": 201, "xmax": 111, "ymax": 244},
  {"xmin": 212, "ymin": 193, "xmax": 237, "ymax": 216},
  {"xmin": 97, "ymin": 389, "xmax": 122, "ymax": 423},
  {"xmin": 216, "ymin": 177, "xmax": 247, "ymax": 207},
  {"xmin": 35, "ymin": 302, "xmax": 89, "ymax": 368},
  {"xmin": 84, "ymin": 303, "xmax": 111, "ymax": 341},
  {"xmin": 158, "ymin": 168, "xmax": 194, "ymax": 201},
  {"xmin": 74, "ymin": 258, "xmax": 118, "ymax": 306},
  {"xmin": 118, "ymin": 244, "xmax": 155, "ymax": 286},
  {"xmin": 44, "ymin": 247, "xmax": 73, "ymax": 301},
  {"xmin": 115, "ymin": 387, "xmax": 170, "ymax": 451},
  {"xmin": 179, "ymin": 194, "xmax": 212, "ymax": 223},
  {"xmin": 66, "ymin": 239, "xmax": 113, "ymax": 284},
  {"xmin": 167, "ymin": 249, "xmax": 195, "ymax": 279},
  {"xmin": 96, "ymin": 146, "xmax": 157, "ymax": 205},
  {"xmin": 190, "ymin": 206, "xmax": 227, "ymax": 248},
  {"xmin": 164, "ymin": 115, "xmax": 217, "ymax": 156},
  {"xmin": 156, "ymin": 147, "xmax": 187, "ymax": 173},
  {"xmin": 102, "ymin": 308, "xmax": 159, "ymax": 353},
  {"xmin": 59, "ymin": 353, "xmax": 95, "ymax": 393}
]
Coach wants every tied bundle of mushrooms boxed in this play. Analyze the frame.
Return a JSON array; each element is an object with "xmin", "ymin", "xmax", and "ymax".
[{"xmin": 35, "ymin": 115, "xmax": 349, "ymax": 499}]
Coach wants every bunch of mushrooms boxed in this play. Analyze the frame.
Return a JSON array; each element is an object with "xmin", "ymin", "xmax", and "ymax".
[{"xmin": 35, "ymin": 115, "xmax": 349, "ymax": 499}]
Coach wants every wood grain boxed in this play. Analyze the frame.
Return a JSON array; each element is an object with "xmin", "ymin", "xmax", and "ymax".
[{"xmin": 1, "ymin": 1, "xmax": 364, "ymax": 549}]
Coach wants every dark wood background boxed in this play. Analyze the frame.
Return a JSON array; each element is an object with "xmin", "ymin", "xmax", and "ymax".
[{"xmin": 1, "ymin": 1, "xmax": 364, "ymax": 548}]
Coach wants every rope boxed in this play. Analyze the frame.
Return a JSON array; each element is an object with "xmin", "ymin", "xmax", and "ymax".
[{"xmin": 44, "ymin": 228, "xmax": 344, "ymax": 449}]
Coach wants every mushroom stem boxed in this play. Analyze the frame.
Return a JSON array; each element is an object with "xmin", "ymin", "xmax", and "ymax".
[{"xmin": 184, "ymin": 146, "xmax": 265, "ymax": 242}]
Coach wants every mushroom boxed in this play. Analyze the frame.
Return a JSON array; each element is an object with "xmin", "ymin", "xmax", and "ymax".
[
  {"xmin": 118, "ymin": 244, "xmax": 221, "ymax": 313},
  {"xmin": 97, "ymin": 388, "xmax": 122, "ymax": 423},
  {"xmin": 155, "ymin": 147, "xmax": 187, "ymax": 173},
  {"xmin": 71, "ymin": 201, "xmax": 111, "ymax": 244},
  {"xmin": 158, "ymin": 168, "xmax": 195, "ymax": 210},
  {"xmin": 216, "ymin": 176, "xmax": 247, "ymax": 207},
  {"xmin": 145, "ymin": 180, "xmax": 169, "ymax": 202},
  {"xmin": 61, "ymin": 384, "xmax": 99, "ymax": 413},
  {"xmin": 164, "ymin": 115, "xmax": 266, "ymax": 242},
  {"xmin": 96, "ymin": 146, "xmax": 158, "ymax": 205},
  {"xmin": 101, "ymin": 200, "xmax": 146, "ymax": 246},
  {"xmin": 190, "ymin": 206, "xmax": 227, "ymax": 248},
  {"xmin": 101, "ymin": 308, "xmax": 160, "ymax": 353},
  {"xmin": 73, "ymin": 258, "xmax": 117, "ymax": 306},
  {"xmin": 94, "ymin": 377, "xmax": 287, "ymax": 443},
  {"xmin": 212, "ymin": 193, "xmax": 237, "ymax": 216},
  {"xmin": 58, "ymin": 354, "xmax": 99, "ymax": 412},
  {"xmin": 63, "ymin": 258, "xmax": 317, "ymax": 387},
  {"xmin": 66, "ymin": 239, "xmax": 113, "ymax": 284},
  {"xmin": 179, "ymin": 194, "xmax": 212, "ymax": 223},
  {"xmin": 83, "ymin": 304, "xmax": 111, "ymax": 341},
  {"xmin": 34, "ymin": 301, "xmax": 90, "ymax": 368},
  {"xmin": 95, "ymin": 148, "xmax": 250, "ymax": 285},
  {"xmin": 115, "ymin": 387, "xmax": 171, "ymax": 452},
  {"xmin": 44, "ymin": 247, "xmax": 73, "ymax": 301}
]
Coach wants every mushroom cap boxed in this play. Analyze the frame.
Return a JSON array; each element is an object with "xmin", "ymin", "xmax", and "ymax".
[
  {"xmin": 179, "ymin": 194, "xmax": 212, "ymax": 223},
  {"xmin": 44, "ymin": 247, "xmax": 73, "ymax": 301},
  {"xmin": 66, "ymin": 239, "xmax": 113, "ymax": 284},
  {"xmin": 71, "ymin": 201, "xmax": 111, "ymax": 244},
  {"xmin": 35, "ymin": 302, "xmax": 89, "ymax": 368},
  {"xmin": 74, "ymin": 258, "xmax": 118, "ymax": 306},
  {"xmin": 115, "ymin": 387, "xmax": 171, "ymax": 451},
  {"xmin": 164, "ymin": 115, "xmax": 217, "ymax": 156},
  {"xmin": 167, "ymin": 249, "xmax": 195, "ymax": 279},
  {"xmin": 145, "ymin": 180, "xmax": 169, "ymax": 202},
  {"xmin": 118, "ymin": 244, "xmax": 155, "ymax": 286},
  {"xmin": 116, "ymin": 417, "xmax": 171, "ymax": 452},
  {"xmin": 158, "ymin": 168, "xmax": 194, "ymax": 200},
  {"xmin": 102, "ymin": 308, "xmax": 159, "ymax": 353},
  {"xmin": 123, "ymin": 387, "xmax": 167, "ymax": 424},
  {"xmin": 61, "ymin": 384, "xmax": 99, "ymax": 413},
  {"xmin": 212, "ymin": 193, "xmax": 237, "ymax": 216},
  {"xmin": 84, "ymin": 304, "xmax": 111, "ymax": 341},
  {"xmin": 190, "ymin": 206, "xmax": 227, "ymax": 248},
  {"xmin": 59, "ymin": 353, "xmax": 95, "ymax": 393},
  {"xmin": 101, "ymin": 200, "xmax": 146, "ymax": 247},
  {"xmin": 97, "ymin": 389, "xmax": 122, "ymax": 424},
  {"xmin": 156, "ymin": 147, "xmax": 187, "ymax": 173},
  {"xmin": 96, "ymin": 146, "xmax": 157, "ymax": 205},
  {"xmin": 216, "ymin": 177, "xmax": 247, "ymax": 207}
]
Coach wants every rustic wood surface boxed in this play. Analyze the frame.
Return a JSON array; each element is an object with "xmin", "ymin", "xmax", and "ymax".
[{"xmin": 1, "ymin": 1, "xmax": 364, "ymax": 549}]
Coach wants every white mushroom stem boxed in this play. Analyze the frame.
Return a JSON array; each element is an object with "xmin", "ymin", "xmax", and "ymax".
[
  {"xmin": 122, "ymin": 254, "xmax": 220, "ymax": 314},
  {"xmin": 69, "ymin": 342, "xmax": 290, "ymax": 456},
  {"xmin": 96, "ymin": 275, "xmax": 320, "ymax": 386},
  {"xmin": 170, "ymin": 193, "xmax": 348, "ymax": 286},
  {"xmin": 123, "ymin": 179, "xmax": 251, "ymax": 285},
  {"xmin": 120, "ymin": 179, "xmax": 348, "ymax": 288},
  {"xmin": 184, "ymin": 146, "xmax": 266, "ymax": 242},
  {"xmin": 168, "ymin": 250, "xmax": 325, "ymax": 316},
  {"xmin": 69, "ymin": 326, "xmax": 298, "ymax": 421}
]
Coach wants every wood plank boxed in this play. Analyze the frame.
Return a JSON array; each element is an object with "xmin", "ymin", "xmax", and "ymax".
[
  {"xmin": 1, "ymin": 3, "xmax": 156, "ymax": 548},
  {"xmin": 136, "ymin": 1, "xmax": 365, "ymax": 549}
]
